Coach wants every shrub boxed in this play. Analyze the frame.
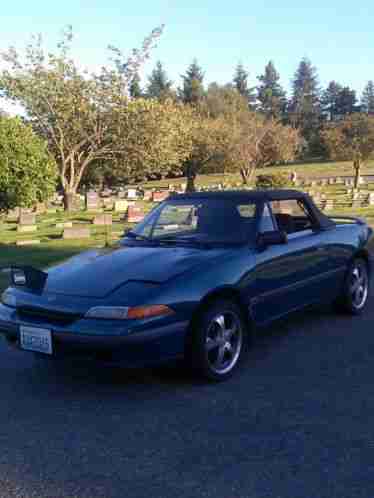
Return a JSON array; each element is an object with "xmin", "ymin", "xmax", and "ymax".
[{"xmin": 256, "ymin": 172, "xmax": 290, "ymax": 189}]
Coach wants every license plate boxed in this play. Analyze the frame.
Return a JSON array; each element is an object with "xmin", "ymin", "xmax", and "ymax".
[{"xmin": 20, "ymin": 326, "xmax": 53, "ymax": 355}]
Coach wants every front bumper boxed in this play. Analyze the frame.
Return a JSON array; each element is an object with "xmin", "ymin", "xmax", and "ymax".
[{"xmin": 0, "ymin": 304, "xmax": 188, "ymax": 366}]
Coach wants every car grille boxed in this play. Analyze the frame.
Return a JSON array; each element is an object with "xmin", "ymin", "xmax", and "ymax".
[{"xmin": 17, "ymin": 306, "xmax": 82, "ymax": 325}]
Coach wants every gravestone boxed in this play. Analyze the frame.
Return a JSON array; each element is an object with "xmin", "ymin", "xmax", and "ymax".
[
  {"xmin": 368, "ymin": 193, "xmax": 374, "ymax": 206},
  {"xmin": 17, "ymin": 225, "xmax": 37, "ymax": 233},
  {"xmin": 127, "ymin": 188, "xmax": 138, "ymax": 200},
  {"xmin": 19, "ymin": 213, "xmax": 36, "ymax": 226},
  {"xmin": 85, "ymin": 191, "xmax": 100, "ymax": 211},
  {"xmin": 143, "ymin": 190, "xmax": 152, "ymax": 201},
  {"xmin": 55, "ymin": 222, "xmax": 73, "ymax": 229},
  {"xmin": 321, "ymin": 179, "xmax": 328, "ymax": 186},
  {"xmin": 126, "ymin": 206, "xmax": 145, "ymax": 223},
  {"xmin": 63, "ymin": 227, "xmax": 91, "ymax": 239},
  {"xmin": 152, "ymin": 191, "xmax": 169, "ymax": 202},
  {"xmin": 93, "ymin": 214, "xmax": 113, "ymax": 226},
  {"xmin": 114, "ymin": 200, "xmax": 128, "ymax": 212},
  {"xmin": 35, "ymin": 202, "xmax": 47, "ymax": 214},
  {"xmin": 324, "ymin": 199, "xmax": 334, "ymax": 211},
  {"xmin": 7, "ymin": 207, "xmax": 20, "ymax": 220},
  {"xmin": 103, "ymin": 198, "xmax": 114, "ymax": 209}
]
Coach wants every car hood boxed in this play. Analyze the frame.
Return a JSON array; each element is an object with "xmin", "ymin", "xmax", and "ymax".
[{"xmin": 43, "ymin": 244, "xmax": 228, "ymax": 298}]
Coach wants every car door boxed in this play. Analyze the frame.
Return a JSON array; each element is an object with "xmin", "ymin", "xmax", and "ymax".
[{"xmin": 250, "ymin": 199, "xmax": 334, "ymax": 325}]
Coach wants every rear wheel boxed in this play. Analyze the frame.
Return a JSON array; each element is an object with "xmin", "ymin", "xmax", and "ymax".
[
  {"xmin": 187, "ymin": 299, "xmax": 247, "ymax": 381},
  {"xmin": 336, "ymin": 258, "xmax": 369, "ymax": 315}
]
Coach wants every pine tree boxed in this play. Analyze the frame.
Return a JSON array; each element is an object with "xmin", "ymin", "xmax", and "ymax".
[
  {"xmin": 179, "ymin": 59, "xmax": 205, "ymax": 104},
  {"xmin": 233, "ymin": 63, "xmax": 256, "ymax": 107},
  {"xmin": 336, "ymin": 86, "xmax": 357, "ymax": 116},
  {"xmin": 129, "ymin": 72, "xmax": 142, "ymax": 98},
  {"xmin": 321, "ymin": 81, "xmax": 343, "ymax": 121},
  {"xmin": 290, "ymin": 57, "xmax": 321, "ymax": 146},
  {"xmin": 257, "ymin": 61, "xmax": 286, "ymax": 119},
  {"xmin": 146, "ymin": 61, "xmax": 173, "ymax": 100},
  {"xmin": 362, "ymin": 81, "xmax": 374, "ymax": 114}
]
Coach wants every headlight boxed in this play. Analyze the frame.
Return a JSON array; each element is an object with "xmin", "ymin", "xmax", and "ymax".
[
  {"xmin": 84, "ymin": 305, "xmax": 173, "ymax": 320},
  {"xmin": 1, "ymin": 291, "xmax": 17, "ymax": 308}
]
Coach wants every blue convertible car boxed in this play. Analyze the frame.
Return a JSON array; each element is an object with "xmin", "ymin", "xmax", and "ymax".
[{"xmin": 0, "ymin": 190, "xmax": 373, "ymax": 380}]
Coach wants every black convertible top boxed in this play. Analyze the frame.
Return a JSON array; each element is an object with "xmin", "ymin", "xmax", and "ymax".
[{"xmin": 169, "ymin": 189, "xmax": 335, "ymax": 230}]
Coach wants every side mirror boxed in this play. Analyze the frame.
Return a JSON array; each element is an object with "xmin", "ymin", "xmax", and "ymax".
[{"xmin": 257, "ymin": 230, "xmax": 288, "ymax": 248}]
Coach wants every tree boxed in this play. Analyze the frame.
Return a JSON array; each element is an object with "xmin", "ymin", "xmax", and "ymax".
[
  {"xmin": 321, "ymin": 81, "xmax": 343, "ymax": 121},
  {"xmin": 129, "ymin": 72, "xmax": 142, "ymax": 98},
  {"xmin": 0, "ymin": 25, "xmax": 163, "ymax": 211},
  {"xmin": 337, "ymin": 86, "xmax": 357, "ymax": 117},
  {"xmin": 321, "ymin": 114, "xmax": 374, "ymax": 188},
  {"xmin": 146, "ymin": 61, "xmax": 174, "ymax": 100},
  {"xmin": 113, "ymin": 98, "xmax": 194, "ymax": 183},
  {"xmin": 179, "ymin": 59, "xmax": 205, "ymax": 105},
  {"xmin": 183, "ymin": 115, "xmax": 232, "ymax": 192},
  {"xmin": 233, "ymin": 63, "xmax": 256, "ymax": 107},
  {"xmin": 257, "ymin": 61, "xmax": 286, "ymax": 119},
  {"xmin": 289, "ymin": 57, "xmax": 321, "ymax": 148},
  {"xmin": 225, "ymin": 114, "xmax": 300, "ymax": 184},
  {"xmin": 0, "ymin": 116, "xmax": 57, "ymax": 213},
  {"xmin": 202, "ymin": 83, "xmax": 249, "ymax": 119},
  {"xmin": 362, "ymin": 81, "xmax": 374, "ymax": 114}
]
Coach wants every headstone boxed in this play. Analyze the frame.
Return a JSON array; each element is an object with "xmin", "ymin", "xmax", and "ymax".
[
  {"xmin": 311, "ymin": 180, "xmax": 317, "ymax": 187},
  {"xmin": 143, "ymin": 190, "xmax": 153, "ymax": 201},
  {"xmin": 19, "ymin": 213, "xmax": 36, "ymax": 226},
  {"xmin": 35, "ymin": 202, "xmax": 47, "ymax": 214},
  {"xmin": 63, "ymin": 227, "xmax": 91, "ymax": 239},
  {"xmin": 17, "ymin": 225, "xmax": 37, "ymax": 233},
  {"xmin": 85, "ymin": 191, "xmax": 100, "ymax": 211},
  {"xmin": 127, "ymin": 188, "xmax": 138, "ymax": 200},
  {"xmin": 368, "ymin": 193, "xmax": 374, "ymax": 206},
  {"xmin": 55, "ymin": 222, "xmax": 73, "ymax": 229},
  {"xmin": 359, "ymin": 177, "xmax": 366, "ymax": 185},
  {"xmin": 152, "ymin": 191, "xmax": 169, "ymax": 202},
  {"xmin": 7, "ymin": 207, "xmax": 20, "ymax": 220},
  {"xmin": 114, "ymin": 200, "xmax": 128, "ymax": 212},
  {"xmin": 93, "ymin": 214, "xmax": 112, "ymax": 226},
  {"xmin": 324, "ymin": 199, "xmax": 334, "ymax": 211},
  {"xmin": 103, "ymin": 198, "xmax": 114, "ymax": 209},
  {"xmin": 328, "ymin": 178, "xmax": 335, "ymax": 185},
  {"xmin": 352, "ymin": 199, "xmax": 362, "ymax": 209},
  {"xmin": 321, "ymin": 179, "xmax": 328, "ymax": 186},
  {"xmin": 126, "ymin": 206, "xmax": 145, "ymax": 223},
  {"xmin": 16, "ymin": 239, "xmax": 41, "ymax": 246}
]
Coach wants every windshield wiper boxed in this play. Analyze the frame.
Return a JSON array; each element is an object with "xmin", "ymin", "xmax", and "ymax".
[
  {"xmin": 125, "ymin": 230, "xmax": 152, "ymax": 242},
  {"xmin": 156, "ymin": 237, "xmax": 213, "ymax": 249}
]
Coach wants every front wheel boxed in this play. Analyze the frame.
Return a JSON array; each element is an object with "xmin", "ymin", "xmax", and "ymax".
[
  {"xmin": 187, "ymin": 299, "xmax": 247, "ymax": 381},
  {"xmin": 336, "ymin": 258, "xmax": 370, "ymax": 315}
]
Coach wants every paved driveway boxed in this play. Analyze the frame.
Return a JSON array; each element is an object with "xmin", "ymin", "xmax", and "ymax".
[{"xmin": 0, "ymin": 302, "xmax": 373, "ymax": 498}]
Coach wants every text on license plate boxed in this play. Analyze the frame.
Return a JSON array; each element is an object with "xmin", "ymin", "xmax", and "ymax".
[{"xmin": 20, "ymin": 326, "xmax": 53, "ymax": 355}]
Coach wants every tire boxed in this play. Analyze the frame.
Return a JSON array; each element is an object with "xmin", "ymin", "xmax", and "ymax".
[
  {"xmin": 335, "ymin": 258, "xmax": 370, "ymax": 315},
  {"xmin": 186, "ymin": 299, "xmax": 248, "ymax": 382}
]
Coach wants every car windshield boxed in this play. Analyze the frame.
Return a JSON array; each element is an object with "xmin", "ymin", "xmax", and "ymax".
[{"xmin": 124, "ymin": 198, "xmax": 257, "ymax": 246}]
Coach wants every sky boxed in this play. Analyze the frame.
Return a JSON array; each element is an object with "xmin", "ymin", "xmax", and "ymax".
[{"xmin": 0, "ymin": 0, "xmax": 373, "ymax": 113}]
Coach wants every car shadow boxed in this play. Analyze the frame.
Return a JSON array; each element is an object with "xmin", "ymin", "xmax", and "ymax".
[{"xmin": 22, "ymin": 301, "xmax": 340, "ymax": 392}]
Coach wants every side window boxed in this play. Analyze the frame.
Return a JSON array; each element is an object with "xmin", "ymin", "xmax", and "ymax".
[
  {"xmin": 270, "ymin": 199, "xmax": 314, "ymax": 235},
  {"xmin": 259, "ymin": 204, "xmax": 275, "ymax": 233}
]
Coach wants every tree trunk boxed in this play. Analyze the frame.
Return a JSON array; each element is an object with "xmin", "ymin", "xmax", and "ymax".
[
  {"xmin": 354, "ymin": 160, "xmax": 361, "ymax": 189},
  {"xmin": 185, "ymin": 162, "xmax": 197, "ymax": 192},
  {"xmin": 186, "ymin": 173, "xmax": 196, "ymax": 192},
  {"xmin": 240, "ymin": 168, "xmax": 248, "ymax": 185},
  {"xmin": 63, "ymin": 190, "xmax": 75, "ymax": 212}
]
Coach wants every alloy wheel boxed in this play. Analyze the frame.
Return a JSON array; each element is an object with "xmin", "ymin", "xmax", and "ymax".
[{"xmin": 205, "ymin": 311, "xmax": 243, "ymax": 375}]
